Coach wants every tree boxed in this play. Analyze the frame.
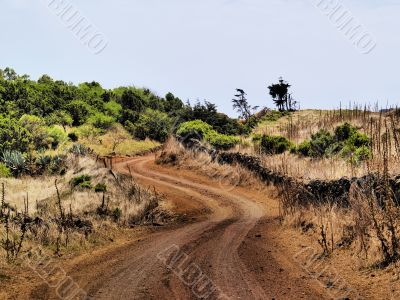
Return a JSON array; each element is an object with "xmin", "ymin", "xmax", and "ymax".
[
  {"xmin": 164, "ymin": 92, "xmax": 184, "ymax": 114},
  {"xmin": 109, "ymin": 124, "xmax": 130, "ymax": 152},
  {"xmin": 66, "ymin": 100, "xmax": 92, "ymax": 126},
  {"xmin": 19, "ymin": 114, "xmax": 50, "ymax": 150},
  {"xmin": 3, "ymin": 68, "xmax": 17, "ymax": 81},
  {"xmin": 45, "ymin": 111, "xmax": 73, "ymax": 131},
  {"xmin": 120, "ymin": 90, "xmax": 145, "ymax": 112},
  {"xmin": 232, "ymin": 89, "xmax": 258, "ymax": 122},
  {"xmin": 0, "ymin": 117, "xmax": 32, "ymax": 153},
  {"xmin": 268, "ymin": 78, "xmax": 297, "ymax": 111},
  {"xmin": 131, "ymin": 109, "xmax": 173, "ymax": 142}
]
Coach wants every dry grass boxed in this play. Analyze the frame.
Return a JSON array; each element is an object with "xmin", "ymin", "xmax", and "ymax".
[
  {"xmin": 246, "ymin": 108, "xmax": 400, "ymax": 180},
  {"xmin": 78, "ymin": 124, "xmax": 160, "ymax": 156},
  {"xmin": 0, "ymin": 153, "xmax": 164, "ymax": 264},
  {"xmin": 254, "ymin": 109, "xmax": 379, "ymax": 143},
  {"xmin": 158, "ymin": 138, "xmax": 268, "ymax": 192}
]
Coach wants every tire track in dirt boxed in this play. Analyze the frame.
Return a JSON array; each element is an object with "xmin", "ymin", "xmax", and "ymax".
[{"xmin": 36, "ymin": 155, "xmax": 323, "ymax": 299}]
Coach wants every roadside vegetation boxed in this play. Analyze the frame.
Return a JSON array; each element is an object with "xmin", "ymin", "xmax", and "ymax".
[
  {"xmin": 160, "ymin": 105, "xmax": 400, "ymax": 272},
  {"xmin": 0, "ymin": 147, "xmax": 166, "ymax": 264}
]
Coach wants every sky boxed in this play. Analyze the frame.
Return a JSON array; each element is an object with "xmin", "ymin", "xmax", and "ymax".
[{"xmin": 1, "ymin": 0, "xmax": 400, "ymax": 116}]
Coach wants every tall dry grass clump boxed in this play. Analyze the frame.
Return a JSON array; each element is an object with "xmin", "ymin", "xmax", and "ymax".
[
  {"xmin": 254, "ymin": 107, "xmax": 400, "ymax": 180},
  {"xmin": 157, "ymin": 138, "xmax": 270, "ymax": 192},
  {"xmin": 278, "ymin": 116, "xmax": 400, "ymax": 267},
  {"xmin": 0, "ymin": 149, "xmax": 164, "ymax": 264}
]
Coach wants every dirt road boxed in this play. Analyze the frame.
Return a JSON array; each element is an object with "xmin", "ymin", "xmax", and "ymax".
[{"xmin": 35, "ymin": 155, "xmax": 324, "ymax": 299}]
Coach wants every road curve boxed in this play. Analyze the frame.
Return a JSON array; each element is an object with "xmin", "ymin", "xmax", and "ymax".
[
  {"xmin": 103, "ymin": 155, "xmax": 267, "ymax": 299},
  {"xmin": 35, "ymin": 155, "xmax": 323, "ymax": 300}
]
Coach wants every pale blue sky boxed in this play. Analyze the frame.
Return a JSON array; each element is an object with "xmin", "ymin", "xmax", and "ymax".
[{"xmin": 1, "ymin": 0, "xmax": 399, "ymax": 116}]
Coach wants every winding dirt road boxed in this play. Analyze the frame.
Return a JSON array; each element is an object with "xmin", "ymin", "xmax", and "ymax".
[{"xmin": 34, "ymin": 155, "xmax": 324, "ymax": 299}]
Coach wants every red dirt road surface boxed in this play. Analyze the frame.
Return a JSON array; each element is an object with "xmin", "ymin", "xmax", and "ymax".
[{"xmin": 30, "ymin": 155, "xmax": 328, "ymax": 299}]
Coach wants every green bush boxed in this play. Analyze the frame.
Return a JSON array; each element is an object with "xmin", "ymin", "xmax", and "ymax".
[
  {"xmin": 68, "ymin": 132, "xmax": 78, "ymax": 142},
  {"xmin": 296, "ymin": 140, "xmax": 312, "ymax": 156},
  {"xmin": 207, "ymin": 131, "xmax": 240, "ymax": 150},
  {"xmin": 36, "ymin": 154, "xmax": 52, "ymax": 172},
  {"xmin": 296, "ymin": 123, "xmax": 371, "ymax": 162},
  {"xmin": 20, "ymin": 114, "xmax": 51, "ymax": 150},
  {"xmin": 112, "ymin": 207, "xmax": 122, "ymax": 222},
  {"xmin": 309, "ymin": 129, "xmax": 334, "ymax": 157},
  {"xmin": 347, "ymin": 131, "xmax": 370, "ymax": 148},
  {"xmin": 47, "ymin": 126, "xmax": 68, "ymax": 149},
  {"xmin": 334, "ymin": 122, "xmax": 356, "ymax": 141},
  {"xmin": 49, "ymin": 155, "xmax": 66, "ymax": 175},
  {"xmin": 261, "ymin": 110, "xmax": 290, "ymax": 122},
  {"xmin": 176, "ymin": 120, "xmax": 213, "ymax": 140},
  {"xmin": 353, "ymin": 146, "xmax": 371, "ymax": 162},
  {"xmin": 75, "ymin": 124, "xmax": 101, "ymax": 139},
  {"xmin": 70, "ymin": 174, "xmax": 92, "ymax": 189},
  {"xmin": 0, "ymin": 117, "xmax": 32, "ymax": 153},
  {"xmin": 132, "ymin": 109, "xmax": 173, "ymax": 142},
  {"xmin": 66, "ymin": 100, "xmax": 92, "ymax": 126},
  {"xmin": 88, "ymin": 112, "xmax": 115, "ymax": 130},
  {"xmin": 0, "ymin": 163, "xmax": 11, "ymax": 178},
  {"xmin": 176, "ymin": 120, "xmax": 239, "ymax": 150},
  {"xmin": 94, "ymin": 183, "xmax": 107, "ymax": 193},
  {"xmin": 104, "ymin": 101, "xmax": 122, "ymax": 119},
  {"xmin": 260, "ymin": 135, "xmax": 291, "ymax": 154}
]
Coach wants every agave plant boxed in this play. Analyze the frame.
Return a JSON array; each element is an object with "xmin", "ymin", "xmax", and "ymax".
[
  {"xmin": 2, "ymin": 150, "xmax": 28, "ymax": 177},
  {"xmin": 36, "ymin": 153, "xmax": 52, "ymax": 170},
  {"xmin": 69, "ymin": 143, "xmax": 88, "ymax": 156},
  {"xmin": 49, "ymin": 154, "xmax": 66, "ymax": 174}
]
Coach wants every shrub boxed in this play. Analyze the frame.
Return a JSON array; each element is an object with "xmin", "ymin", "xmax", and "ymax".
[
  {"xmin": 112, "ymin": 207, "xmax": 122, "ymax": 222},
  {"xmin": 260, "ymin": 135, "xmax": 291, "ymax": 154},
  {"xmin": 261, "ymin": 110, "xmax": 290, "ymax": 122},
  {"xmin": 309, "ymin": 129, "xmax": 334, "ymax": 157},
  {"xmin": 88, "ymin": 112, "xmax": 115, "ymax": 130},
  {"xmin": 45, "ymin": 111, "xmax": 73, "ymax": 128},
  {"xmin": 0, "ymin": 117, "xmax": 31, "ymax": 153},
  {"xmin": 334, "ymin": 122, "xmax": 356, "ymax": 141},
  {"xmin": 47, "ymin": 126, "xmax": 68, "ymax": 149},
  {"xmin": 353, "ymin": 146, "xmax": 371, "ymax": 162},
  {"xmin": 132, "ymin": 109, "xmax": 173, "ymax": 142},
  {"xmin": 347, "ymin": 131, "xmax": 370, "ymax": 148},
  {"xmin": 75, "ymin": 124, "xmax": 101, "ymax": 139},
  {"xmin": 49, "ymin": 155, "xmax": 66, "ymax": 174},
  {"xmin": 0, "ymin": 163, "xmax": 11, "ymax": 178},
  {"xmin": 104, "ymin": 101, "xmax": 122, "ymax": 119},
  {"xmin": 94, "ymin": 183, "xmax": 107, "ymax": 193},
  {"xmin": 176, "ymin": 120, "xmax": 213, "ymax": 140},
  {"xmin": 68, "ymin": 132, "xmax": 78, "ymax": 142},
  {"xmin": 297, "ymin": 123, "xmax": 371, "ymax": 161},
  {"xmin": 207, "ymin": 131, "xmax": 240, "ymax": 150},
  {"xmin": 66, "ymin": 100, "xmax": 92, "ymax": 126},
  {"xmin": 176, "ymin": 120, "xmax": 239, "ymax": 150},
  {"xmin": 297, "ymin": 140, "xmax": 312, "ymax": 156},
  {"xmin": 20, "ymin": 115, "xmax": 51, "ymax": 150},
  {"xmin": 70, "ymin": 174, "xmax": 92, "ymax": 189}
]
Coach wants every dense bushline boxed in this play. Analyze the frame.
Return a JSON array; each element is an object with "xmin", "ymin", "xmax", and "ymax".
[{"xmin": 0, "ymin": 68, "xmax": 246, "ymax": 176}]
